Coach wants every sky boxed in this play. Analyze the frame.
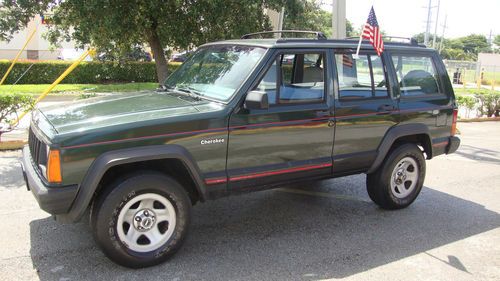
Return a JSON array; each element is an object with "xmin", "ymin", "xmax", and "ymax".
[{"xmin": 321, "ymin": 0, "xmax": 499, "ymax": 39}]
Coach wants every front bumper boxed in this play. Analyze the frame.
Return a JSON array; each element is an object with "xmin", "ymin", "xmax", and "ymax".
[{"xmin": 21, "ymin": 146, "xmax": 78, "ymax": 215}]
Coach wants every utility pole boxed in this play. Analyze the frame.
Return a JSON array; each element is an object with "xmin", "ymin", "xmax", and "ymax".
[
  {"xmin": 332, "ymin": 0, "xmax": 346, "ymax": 39},
  {"xmin": 432, "ymin": 0, "xmax": 440, "ymax": 49},
  {"xmin": 439, "ymin": 14, "xmax": 448, "ymax": 54},
  {"xmin": 424, "ymin": 0, "xmax": 432, "ymax": 46}
]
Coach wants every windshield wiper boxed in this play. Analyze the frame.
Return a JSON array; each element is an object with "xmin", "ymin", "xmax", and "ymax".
[
  {"xmin": 173, "ymin": 86, "xmax": 203, "ymax": 101},
  {"xmin": 156, "ymin": 84, "xmax": 170, "ymax": 92}
]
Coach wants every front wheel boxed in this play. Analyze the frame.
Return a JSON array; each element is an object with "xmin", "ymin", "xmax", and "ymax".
[
  {"xmin": 366, "ymin": 143, "xmax": 426, "ymax": 209},
  {"xmin": 91, "ymin": 172, "xmax": 191, "ymax": 268}
]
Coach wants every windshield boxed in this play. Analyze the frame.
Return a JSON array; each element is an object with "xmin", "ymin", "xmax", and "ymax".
[{"xmin": 164, "ymin": 45, "xmax": 267, "ymax": 101}]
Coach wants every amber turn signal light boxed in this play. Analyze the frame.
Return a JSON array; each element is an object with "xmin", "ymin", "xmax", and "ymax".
[
  {"xmin": 451, "ymin": 108, "xmax": 458, "ymax": 136},
  {"xmin": 47, "ymin": 149, "xmax": 62, "ymax": 183}
]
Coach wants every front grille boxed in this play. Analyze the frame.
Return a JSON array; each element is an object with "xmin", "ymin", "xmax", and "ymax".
[{"xmin": 28, "ymin": 127, "xmax": 47, "ymax": 169}]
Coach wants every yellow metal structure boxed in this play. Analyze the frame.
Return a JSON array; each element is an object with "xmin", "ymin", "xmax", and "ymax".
[
  {"xmin": 11, "ymin": 49, "xmax": 91, "ymax": 126},
  {"xmin": 0, "ymin": 27, "xmax": 38, "ymax": 85}
]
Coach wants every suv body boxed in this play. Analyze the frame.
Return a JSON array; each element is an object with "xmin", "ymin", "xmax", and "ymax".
[{"xmin": 22, "ymin": 34, "xmax": 460, "ymax": 267}]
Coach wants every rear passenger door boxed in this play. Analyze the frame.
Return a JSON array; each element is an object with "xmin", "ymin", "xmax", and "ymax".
[
  {"xmin": 226, "ymin": 50, "xmax": 335, "ymax": 191},
  {"xmin": 388, "ymin": 51, "xmax": 453, "ymax": 150},
  {"xmin": 332, "ymin": 50, "xmax": 399, "ymax": 174}
]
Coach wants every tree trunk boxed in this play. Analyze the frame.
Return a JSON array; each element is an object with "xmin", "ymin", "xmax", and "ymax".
[{"xmin": 147, "ymin": 31, "xmax": 169, "ymax": 84}]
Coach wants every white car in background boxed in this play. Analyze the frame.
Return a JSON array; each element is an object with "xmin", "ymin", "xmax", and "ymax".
[{"xmin": 57, "ymin": 49, "xmax": 93, "ymax": 61}]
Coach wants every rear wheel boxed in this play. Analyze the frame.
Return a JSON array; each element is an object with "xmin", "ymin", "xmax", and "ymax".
[
  {"xmin": 367, "ymin": 143, "xmax": 426, "ymax": 209},
  {"xmin": 91, "ymin": 172, "xmax": 191, "ymax": 268}
]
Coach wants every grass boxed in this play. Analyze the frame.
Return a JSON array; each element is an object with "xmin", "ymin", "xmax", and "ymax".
[{"xmin": 0, "ymin": 82, "xmax": 158, "ymax": 95}]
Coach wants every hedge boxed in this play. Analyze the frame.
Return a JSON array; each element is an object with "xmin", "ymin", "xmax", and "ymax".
[{"xmin": 0, "ymin": 60, "xmax": 182, "ymax": 84}]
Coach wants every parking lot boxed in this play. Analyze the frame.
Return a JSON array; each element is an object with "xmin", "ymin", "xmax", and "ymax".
[{"xmin": 0, "ymin": 122, "xmax": 499, "ymax": 281}]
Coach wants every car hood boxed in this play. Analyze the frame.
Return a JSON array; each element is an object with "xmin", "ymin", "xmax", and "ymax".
[{"xmin": 38, "ymin": 91, "xmax": 221, "ymax": 134}]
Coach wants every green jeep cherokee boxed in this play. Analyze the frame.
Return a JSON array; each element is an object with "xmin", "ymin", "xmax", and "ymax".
[{"xmin": 22, "ymin": 31, "xmax": 460, "ymax": 268}]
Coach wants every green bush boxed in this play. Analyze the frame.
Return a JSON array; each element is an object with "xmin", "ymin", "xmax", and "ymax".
[
  {"xmin": 0, "ymin": 93, "xmax": 34, "ymax": 137},
  {"xmin": 0, "ymin": 61, "xmax": 182, "ymax": 84},
  {"xmin": 474, "ymin": 91, "xmax": 500, "ymax": 117},
  {"xmin": 456, "ymin": 95, "xmax": 476, "ymax": 118}
]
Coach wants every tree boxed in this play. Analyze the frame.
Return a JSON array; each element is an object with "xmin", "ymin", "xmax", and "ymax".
[
  {"xmin": 493, "ymin": 35, "xmax": 500, "ymax": 47},
  {"xmin": 0, "ymin": 1, "xmax": 285, "ymax": 83},
  {"xmin": 412, "ymin": 32, "xmax": 492, "ymax": 60},
  {"xmin": 283, "ymin": 0, "xmax": 354, "ymax": 38},
  {"xmin": 458, "ymin": 34, "xmax": 490, "ymax": 56}
]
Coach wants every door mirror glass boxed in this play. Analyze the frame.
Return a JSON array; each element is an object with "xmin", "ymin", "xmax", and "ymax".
[{"xmin": 244, "ymin": 91, "xmax": 269, "ymax": 110}]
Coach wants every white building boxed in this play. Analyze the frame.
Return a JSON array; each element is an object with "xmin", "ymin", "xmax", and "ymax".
[
  {"xmin": 0, "ymin": 15, "xmax": 77, "ymax": 60},
  {"xmin": 478, "ymin": 53, "xmax": 500, "ymax": 69}
]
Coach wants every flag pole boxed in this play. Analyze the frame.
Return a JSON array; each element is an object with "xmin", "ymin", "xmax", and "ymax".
[
  {"xmin": 353, "ymin": 34, "xmax": 363, "ymax": 59},
  {"xmin": 0, "ymin": 27, "xmax": 38, "ymax": 86}
]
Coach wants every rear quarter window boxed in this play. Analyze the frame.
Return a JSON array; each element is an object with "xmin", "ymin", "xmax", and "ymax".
[{"xmin": 390, "ymin": 54, "xmax": 443, "ymax": 98}]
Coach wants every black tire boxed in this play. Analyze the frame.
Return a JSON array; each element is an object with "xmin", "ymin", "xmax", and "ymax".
[
  {"xmin": 91, "ymin": 172, "xmax": 191, "ymax": 268},
  {"xmin": 366, "ymin": 143, "xmax": 426, "ymax": 209}
]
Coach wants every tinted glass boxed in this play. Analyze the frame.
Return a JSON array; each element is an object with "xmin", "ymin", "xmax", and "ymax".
[
  {"xmin": 254, "ymin": 61, "xmax": 278, "ymax": 104},
  {"xmin": 165, "ymin": 46, "xmax": 266, "ymax": 101},
  {"xmin": 370, "ymin": 55, "xmax": 389, "ymax": 97},
  {"xmin": 335, "ymin": 53, "xmax": 388, "ymax": 100},
  {"xmin": 279, "ymin": 53, "xmax": 325, "ymax": 103},
  {"xmin": 391, "ymin": 55, "xmax": 441, "ymax": 96}
]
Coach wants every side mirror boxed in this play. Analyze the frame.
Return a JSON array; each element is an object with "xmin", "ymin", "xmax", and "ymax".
[{"xmin": 244, "ymin": 91, "xmax": 269, "ymax": 110}]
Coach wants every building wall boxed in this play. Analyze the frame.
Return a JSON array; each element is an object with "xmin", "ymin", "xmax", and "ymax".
[
  {"xmin": 478, "ymin": 53, "xmax": 500, "ymax": 67},
  {"xmin": 0, "ymin": 15, "xmax": 77, "ymax": 60}
]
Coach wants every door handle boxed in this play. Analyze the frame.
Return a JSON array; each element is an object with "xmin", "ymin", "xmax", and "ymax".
[
  {"xmin": 316, "ymin": 110, "xmax": 332, "ymax": 118},
  {"xmin": 377, "ymin": 104, "xmax": 395, "ymax": 114}
]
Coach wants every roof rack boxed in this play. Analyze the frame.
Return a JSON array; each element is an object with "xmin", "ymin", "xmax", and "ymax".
[
  {"xmin": 241, "ymin": 30, "xmax": 327, "ymax": 40},
  {"xmin": 344, "ymin": 36, "xmax": 420, "ymax": 46}
]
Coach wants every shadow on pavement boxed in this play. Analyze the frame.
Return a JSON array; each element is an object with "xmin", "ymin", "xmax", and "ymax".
[
  {"xmin": 29, "ymin": 179, "xmax": 500, "ymax": 280},
  {"xmin": 454, "ymin": 144, "xmax": 500, "ymax": 164}
]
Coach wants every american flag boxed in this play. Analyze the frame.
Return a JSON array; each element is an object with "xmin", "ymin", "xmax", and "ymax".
[
  {"xmin": 362, "ymin": 7, "xmax": 384, "ymax": 56},
  {"xmin": 342, "ymin": 54, "xmax": 353, "ymax": 68}
]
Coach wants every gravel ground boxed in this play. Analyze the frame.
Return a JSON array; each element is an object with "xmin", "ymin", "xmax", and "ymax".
[{"xmin": 0, "ymin": 122, "xmax": 499, "ymax": 281}]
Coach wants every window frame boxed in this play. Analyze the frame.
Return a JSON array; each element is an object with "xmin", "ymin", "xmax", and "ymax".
[
  {"xmin": 388, "ymin": 51, "xmax": 446, "ymax": 100},
  {"xmin": 333, "ymin": 49, "xmax": 391, "ymax": 102},
  {"xmin": 252, "ymin": 49, "xmax": 328, "ymax": 106}
]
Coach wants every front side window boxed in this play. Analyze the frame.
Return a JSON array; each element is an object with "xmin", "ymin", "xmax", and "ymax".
[
  {"xmin": 165, "ymin": 45, "xmax": 267, "ymax": 101},
  {"xmin": 391, "ymin": 55, "xmax": 441, "ymax": 97},
  {"xmin": 254, "ymin": 52, "xmax": 325, "ymax": 104},
  {"xmin": 335, "ymin": 52, "xmax": 389, "ymax": 100}
]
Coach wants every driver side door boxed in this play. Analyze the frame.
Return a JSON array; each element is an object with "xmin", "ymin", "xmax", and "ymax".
[{"xmin": 225, "ymin": 49, "xmax": 335, "ymax": 191}]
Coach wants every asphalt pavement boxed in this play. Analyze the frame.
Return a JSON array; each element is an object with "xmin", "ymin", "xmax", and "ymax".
[{"xmin": 0, "ymin": 122, "xmax": 499, "ymax": 281}]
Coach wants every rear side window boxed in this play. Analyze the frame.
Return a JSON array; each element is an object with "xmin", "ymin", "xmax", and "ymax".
[
  {"xmin": 335, "ymin": 53, "xmax": 389, "ymax": 100},
  {"xmin": 391, "ymin": 55, "xmax": 441, "ymax": 97}
]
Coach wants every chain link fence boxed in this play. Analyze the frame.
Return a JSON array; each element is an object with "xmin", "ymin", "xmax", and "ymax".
[{"xmin": 444, "ymin": 60, "xmax": 500, "ymax": 90}]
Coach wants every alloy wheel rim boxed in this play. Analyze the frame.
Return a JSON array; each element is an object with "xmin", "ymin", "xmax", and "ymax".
[
  {"xmin": 390, "ymin": 157, "xmax": 419, "ymax": 199},
  {"xmin": 116, "ymin": 193, "xmax": 176, "ymax": 253}
]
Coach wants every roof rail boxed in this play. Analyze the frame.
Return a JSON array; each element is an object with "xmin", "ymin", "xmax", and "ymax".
[
  {"xmin": 241, "ymin": 30, "xmax": 327, "ymax": 40},
  {"xmin": 384, "ymin": 36, "xmax": 420, "ymax": 46},
  {"xmin": 344, "ymin": 36, "xmax": 421, "ymax": 46}
]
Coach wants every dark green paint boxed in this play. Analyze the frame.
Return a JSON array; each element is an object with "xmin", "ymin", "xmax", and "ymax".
[{"xmin": 25, "ymin": 38, "xmax": 457, "ymax": 212}]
